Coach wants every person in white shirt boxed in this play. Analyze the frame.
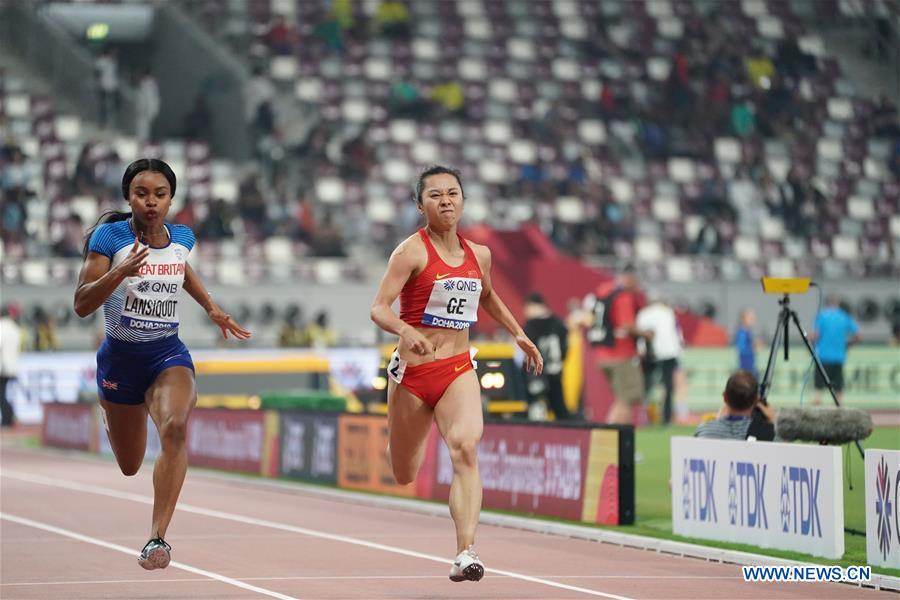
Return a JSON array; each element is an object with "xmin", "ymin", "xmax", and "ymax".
[
  {"xmin": 636, "ymin": 293, "xmax": 686, "ymax": 425},
  {"xmin": 0, "ymin": 304, "xmax": 22, "ymax": 427}
]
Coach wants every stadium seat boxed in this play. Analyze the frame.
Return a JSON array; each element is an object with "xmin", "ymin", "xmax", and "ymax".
[
  {"xmin": 315, "ymin": 176, "xmax": 346, "ymax": 203},
  {"xmin": 484, "ymin": 120, "xmax": 512, "ymax": 144},
  {"xmin": 742, "ymin": 0, "xmax": 768, "ymax": 16},
  {"xmin": 366, "ymin": 197, "xmax": 397, "ymax": 224},
  {"xmin": 714, "ymin": 138, "xmax": 742, "ymax": 164},
  {"xmin": 635, "ymin": 237, "xmax": 663, "ymax": 262},
  {"xmin": 847, "ymin": 195, "xmax": 875, "ymax": 220},
  {"xmin": 23, "ymin": 261, "xmax": 49, "ymax": 286},
  {"xmin": 478, "ymin": 159, "xmax": 507, "ymax": 183},
  {"xmin": 668, "ymin": 158, "xmax": 696, "ymax": 183},
  {"xmin": 208, "ymin": 176, "xmax": 237, "ymax": 204},
  {"xmin": 264, "ymin": 237, "xmax": 293, "ymax": 265},
  {"xmin": 652, "ymin": 197, "xmax": 680, "ymax": 222},
  {"xmin": 270, "ymin": 56, "xmax": 298, "ymax": 80},
  {"xmin": 508, "ymin": 139, "xmax": 537, "ymax": 164},
  {"xmin": 832, "ymin": 236, "xmax": 860, "ymax": 260},
  {"xmin": 383, "ymin": 160, "xmax": 413, "ymax": 185},
  {"xmin": 555, "ymin": 196, "xmax": 585, "ymax": 223},
  {"xmin": 734, "ymin": 236, "xmax": 761, "ymax": 261},
  {"xmin": 666, "ymin": 256, "xmax": 693, "ymax": 282},
  {"xmin": 890, "ymin": 215, "xmax": 900, "ymax": 238},
  {"xmin": 767, "ymin": 257, "xmax": 795, "ymax": 277},
  {"xmin": 656, "ymin": 18, "xmax": 684, "ymax": 38},
  {"xmin": 827, "ymin": 97, "xmax": 854, "ymax": 121},
  {"xmin": 4, "ymin": 94, "xmax": 28, "ymax": 118}
]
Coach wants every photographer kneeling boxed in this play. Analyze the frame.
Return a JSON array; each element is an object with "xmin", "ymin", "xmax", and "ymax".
[{"xmin": 695, "ymin": 370, "xmax": 775, "ymax": 441}]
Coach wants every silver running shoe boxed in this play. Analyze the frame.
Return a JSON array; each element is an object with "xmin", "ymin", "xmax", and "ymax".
[
  {"xmin": 138, "ymin": 537, "xmax": 172, "ymax": 570},
  {"xmin": 449, "ymin": 546, "xmax": 484, "ymax": 582}
]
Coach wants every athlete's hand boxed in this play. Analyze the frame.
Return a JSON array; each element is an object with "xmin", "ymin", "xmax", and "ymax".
[
  {"xmin": 207, "ymin": 305, "xmax": 252, "ymax": 340},
  {"xmin": 516, "ymin": 334, "xmax": 543, "ymax": 375},
  {"xmin": 115, "ymin": 239, "xmax": 150, "ymax": 278},
  {"xmin": 401, "ymin": 326, "xmax": 433, "ymax": 357}
]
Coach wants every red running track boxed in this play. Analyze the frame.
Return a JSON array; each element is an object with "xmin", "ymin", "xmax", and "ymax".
[{"xmin": 0, "ymin": 446, "xmax": 890, "ymax": 600}]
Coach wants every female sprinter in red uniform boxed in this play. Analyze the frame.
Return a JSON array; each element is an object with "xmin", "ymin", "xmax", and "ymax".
[
  {"xmin": 75, "ymin": 158, "xmax": 251, "ymax": 569},
  {"xmin": 370, "ymin": 165, "xmax": 543, "ymax": 582}
]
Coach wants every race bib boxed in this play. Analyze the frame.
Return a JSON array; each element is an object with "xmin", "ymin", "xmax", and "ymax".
[
  {"xmin": 120, "ymin": 260, "xmax": 185, "ymax": 331},
  {"xmin": 421, "ymin": 277, "xmax": 481, "ymax": 330}
]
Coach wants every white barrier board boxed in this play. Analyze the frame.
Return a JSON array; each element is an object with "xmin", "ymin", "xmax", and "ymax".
[
  {"xmin": 671, "ymin": 437, "xmax": 843, "ymax": 558},
  {"xmin": 865, "ymin": 449, "xmax": 900, "ymax": 569}
]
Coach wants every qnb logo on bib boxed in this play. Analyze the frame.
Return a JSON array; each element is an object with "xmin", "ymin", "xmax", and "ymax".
[{"xmin": 422, "ymin": 276, "xmax": 481, "ymax": 330}]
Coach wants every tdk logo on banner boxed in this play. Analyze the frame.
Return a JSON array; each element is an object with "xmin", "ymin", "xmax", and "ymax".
[
  {"xmin": 728, "ymin": 462, "xmax": 768, "ymax": 529},
  {"xmin": 780, "ymin": 466, "xmax": 822, "ymax": 537},
  {"xmin": 683, "ymin": 458, "xmax": 717, "ymax": 523}
]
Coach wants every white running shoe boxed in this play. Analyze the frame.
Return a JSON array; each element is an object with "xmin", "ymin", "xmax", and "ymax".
[
  {"xmin": 449, "ymin": 546, "xmax": 484, "ymax": 582},
  {"xmin": 138, "ymin": 537, "xmax": 171, "ymax": 570}
]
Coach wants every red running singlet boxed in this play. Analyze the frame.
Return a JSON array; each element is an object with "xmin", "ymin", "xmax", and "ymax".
[{"xmin": 399, "ymin": 229, "xmax": 483, "ymax": 330}]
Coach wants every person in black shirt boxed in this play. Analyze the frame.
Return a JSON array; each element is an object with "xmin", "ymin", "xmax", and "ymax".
[{"xmin": 523, "ymin": 293, "xmax": 572, "ymax": 420}]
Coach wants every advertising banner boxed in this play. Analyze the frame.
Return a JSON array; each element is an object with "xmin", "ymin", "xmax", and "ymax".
[
  {"xmin": 671, "ymin": 437, "xmax": 843, "ymax": 558},
  {"xmin": 187, "ymin": 408, "xmax": 265, "ymax": 473},
  {"xmin": 337, "ymin": 414, "xmax": 418, "ymax": 497},
  {"xmin": 41, "ymin": 403, "xmax": 94, "ymax": 451},
  {"xmin": 865, "ymin": 449, "xmax": 900, "ymax": 569},
  {"xmin": 279, "ymin": 412, "xmax": 339, "ymax": 484},
  {"xmin": 430, "ymin": 424, "xmax": 629, "ymax": 524},
  {"xmin": 8, "ymin": 352, "xmax": 97, "ymax": 424}
]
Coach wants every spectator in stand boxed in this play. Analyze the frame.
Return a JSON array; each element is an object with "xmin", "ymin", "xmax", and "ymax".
[
  {"xmin": 277, "ymin": 305, "xmax": 309, "ymax": 348},
  {"xmin": 734, "ymin": 308, "xmax": 759, "ymax": 380},
  {"xmin": 197, "ymin": 198, "xmax": 234, "ymax": 241},
  {"xmin": 305, "ymin": 311, "xmax": 337, "ymax": 349},
  {"xmin": 244, "ymin": 66, "xmax": 276, "ymax": 140},
  {"xmin": 431, "ymin": 81, "xmax": 466, "ymax": 118},
  {"xmin": 266, "ymin": 15, "xmax": 299, "ymax": 56},
  {"xmin": 312, "ymin": 210, "xmax": 346, "ymax": 257},
  {"xmin": 51, "ymin": 213, "xmax": 85, "ymax": 258},
  {"xmin": 135, "ymin": 69, "xmax": 160, "ymax": 143},
  {"xmin": 375, "ymin": 1, "xmax": 411, "ymax": 40},
  {"xmin": 32, "ymin": 306, "xmax": 59, "ymax": 352},
  {"xmin": 95, "ymin": 48, "xmax": 119, "ymax": 128},
  {"xmin": 811, "ymin": 294, "xmax": 861, "ymax": 406},
  {"xmin": 695, "ymin": 370, "xmax": 775, "ymax": 441},
  {"xmin": 389, "ymin": 81, "xmax": 429, "ymax": 119}
]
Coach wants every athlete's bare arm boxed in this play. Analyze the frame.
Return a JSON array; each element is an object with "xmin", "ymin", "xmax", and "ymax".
[
  {"xmin": 471, "ymin": 243, "xmax": 543, "ymax": 374},
  {"xmin": 183, "ymin": 263, "xmax": 251, "ymax": 340},
  {"xmin": 74, "ymin": 239, "xmax": 148, "ymax": 318},
  {"xmin": 370, "ymin": 236, "xmax": 433, "ymax": 356}
]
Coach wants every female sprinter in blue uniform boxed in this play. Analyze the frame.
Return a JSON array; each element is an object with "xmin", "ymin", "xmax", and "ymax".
[
  {"xmin": 74, "ymin": 158, "xmax": 251, "ymax": 569},
  {"xmin": 370, "ymin": 165, "xmax": 543, "ymax": 582}
]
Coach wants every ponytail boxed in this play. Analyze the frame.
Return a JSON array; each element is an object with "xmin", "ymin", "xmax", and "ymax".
[{"xmin": 82, "ymin": 210, "xmax": 131, "ymax": 259}]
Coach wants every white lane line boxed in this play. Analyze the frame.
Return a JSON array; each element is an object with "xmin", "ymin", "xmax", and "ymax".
[
  {"xmin": 0, "ymin": 513, "xmax": 300, "ymax": 600},
  {"xmin": 3, "ymin": 470, "xmax": 635, "ymax": 600},
  {"xmin": 1, "ymin": 574, "xmax": 738, "ymax": 588}
]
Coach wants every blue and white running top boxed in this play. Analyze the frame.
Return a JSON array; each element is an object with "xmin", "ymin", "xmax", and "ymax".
[{"xmin": 88, "ymin": 220, "xmax": 195, "ymax": 343}]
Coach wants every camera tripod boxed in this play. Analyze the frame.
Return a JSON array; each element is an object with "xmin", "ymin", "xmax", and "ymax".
[{"xmin": 759, "ymin": 293, "xmax": 864, "ymax": 459}]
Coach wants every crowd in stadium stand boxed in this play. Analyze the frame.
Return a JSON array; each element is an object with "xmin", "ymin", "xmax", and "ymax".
[{"xmin": 1, "ymin": 0, "xmax": 898, "ymax": 272}]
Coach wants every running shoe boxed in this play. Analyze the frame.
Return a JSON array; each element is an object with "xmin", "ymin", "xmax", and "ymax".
[
  {"xmin": 138, "ymin": 537, "xmax": 172, "ymax": 570},
  {"xmin": 449, "ymin": 546, "xmax": 484, "ymax": 582}
]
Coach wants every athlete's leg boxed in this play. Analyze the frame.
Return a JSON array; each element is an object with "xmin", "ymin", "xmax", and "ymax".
[
  {"xmin": 99, "ymin": 398, "xmax": 149, "ymax": 476},
  {"xmin": 433, "ymin": 370, "xmax": 483, "ymax": 553},
  {"xmin": 386, "ymin": 379, "xmax": 434, "ymax": 484},
  {"xmin": 145, "ymin": 366, "xmax": 196, "ymax": 540}
]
